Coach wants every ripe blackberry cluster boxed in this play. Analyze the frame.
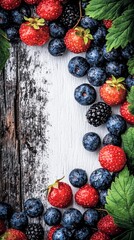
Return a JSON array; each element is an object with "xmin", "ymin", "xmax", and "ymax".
[
  {"xmin": 59, "ymin": 2, "xmax": 80, "ymax": 29},
  {"xmin": 25, "ymin": 223, "xmax": 44, "ymax": 240},
  {"xmin": 86, "ymin": 102, "xmax": 112, "ymax": 127}
]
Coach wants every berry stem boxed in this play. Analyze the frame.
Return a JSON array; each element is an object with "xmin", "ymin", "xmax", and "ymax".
[
  {"xmin": 96, "ymin": 208, "xmax": 108, "ymax": 213},
  {"xmin": 73, "ymin": 0, "xmax": 82, "ymax": 28}
]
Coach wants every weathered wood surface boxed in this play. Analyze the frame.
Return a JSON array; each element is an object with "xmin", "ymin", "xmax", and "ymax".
[{"xmin": 0, "ymin": 43, "xmax": 119, "ymax": 234}]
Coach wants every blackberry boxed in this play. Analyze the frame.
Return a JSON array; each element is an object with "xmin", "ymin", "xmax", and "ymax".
[
  {"xmin": 25, "ymin": 223, "xmax": 44, "ymax": 240},
  {"xmin": 59, "ymin": 3, "xmax": 80, "ymax": 29},
  {"xmin": 86, "ymin": 102, "xmax": 112, "ymax": 127}
]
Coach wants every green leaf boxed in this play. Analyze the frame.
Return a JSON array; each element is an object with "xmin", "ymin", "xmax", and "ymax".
[
  {"xmin": 122, "ymin": 128, "xmax": 134, "ymax": 166},
  {"xmin": 106, "ymin": 9, "xmax": 134, "ymax": 51},
  {"xmin": 85, "ymin": 0, "xmax": 133, "ymax": 20},
  {"xmin": 0, "ymin": 29, "xmax": 10, "ymax": 71},
  {"xmin": 113, "ymin": 230, "xmax": 134, "ymax": 240},
  {"xmin": 127, "ymin": 56, "xmax": 134, "ymax": 75},
  {"xmin": 105, "ymin": 167, "xmax": 134, "ymax": 229}
]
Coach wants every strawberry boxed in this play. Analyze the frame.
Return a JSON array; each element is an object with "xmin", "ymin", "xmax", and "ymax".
[
  {"xmin": 120, "ymin": 86, "xmax": 134, "ymax": 124},
  {"xmin": 99, "ymin": 145, "xmax": 127, "ymax": 172},
  {"xmin": 64, "ymin": 27, "xmax": 93, "ymax": 53},
  {"xmin": 0, "ymin": 220, "xmax": 6, "ymax": 235},
  {"xmin": 1, "ymin": 229, "xmax": 27, "ymax": 240},
  {"xmin": 97, "ymin": 215, "xmax": 122, "ymax": 236},
  {"xmin": 75, "ymin": 184, "xmax": 99, "ymax": 207},
  {"xmin": 1, "ymin": 0, "xmax": 21, "ymax": 10},
  {"xmin": 19, "ymin": 17, "xmax": 49, "ymax": 46},
  {"xmin": 24, "ymin": 0, "xmax": 40, "ymax": 5},
  {"xmin": 47, "ymin": 225, "xmax": 61, "ymax": 240},
  {"xmin": 36, "ymin": 0, "xmax": 63, "ymax": 21},
  {"xmin": 100, "ymin": 76, "xmax": 126, "ymax": 106},
  {"xmin": 47, "ymin": 178, "xmax": 73, "ymax": 208},
  {"xmin": 90, "ymin": 232, "xmax": 111, "ymax": 240},
  {"xmin": 103, "ymin": 20, "xmax": 112, "ymax": 29}
]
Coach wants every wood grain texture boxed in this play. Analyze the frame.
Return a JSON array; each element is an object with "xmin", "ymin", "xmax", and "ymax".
[{"xmin": 0, "ymin": 43, "xmax": 119, "ymax": 235}]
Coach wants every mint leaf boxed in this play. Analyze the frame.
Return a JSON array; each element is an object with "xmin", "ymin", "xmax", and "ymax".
[
  {"xmin": 113, "ymin": 230, "xmax": 134, "ymax": 240},
  {"xmin": 122, "ymin": 128, "xmax": 134, "ymax": 166},
  {"xmin": 0, "ymin": 29, "xmax": 10, "ymax": 71},
  {"xmin": 127, "ymin": 56, "xmax": 134, "ymax": 75},
  {"xmin": 106, "ymin": 9, "xmax": 134, "ymax": 51},
  {"xmin": 105, "ymin": 167, "xmax": 134, "ymax": 229},
  {"xmin": 85, "ymin": 0, "xmax": 133, "ymax": 20}
]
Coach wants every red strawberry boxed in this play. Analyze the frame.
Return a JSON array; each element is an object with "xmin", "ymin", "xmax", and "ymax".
[
  {"xmin": 75, "ymin": 184, "xmax": 99, "ymax": 207},
  {"xmin": 90, "ymin": 231, "xmax": 111, "ymax": 240},
  {"xmin": 100, "ymin": 76, "xmax": 126, "ymax": 106},
  {"xmin": 99, "ymin": 145, "xmax": 127, "ymax": 172},
  {"xmin": 120, "ymin": 86, "xmax": 134, "ymax": 124},
  {"xmin": 47, "ymin": 178, "xmax": 73, "ymax": 208},
  {"xmin": 0, "ymin": 220, "xmax": 6, "ymax": 235},
  {"xmin": 64, "ymin": 27, "xmax": 93, "ymax": 53},
  {"xmin": 19, "ymin": 17, "xmax": 49, "ymax": 46},
  {"xmin": 1, "ymin": 0, "xmax": 21, "ymax": 10},
  {"xmin": 97, "ymin": 215, "xmax": 122, "ymax": 236},
  {"xmin": 24, "ymin": 0, "xmax": 40, "ymax": 5},
  {"xmin": 1, "ymin": 229, "xmax": 27, "ymax": 240},
  {"xmin": 103, "ymin": 19, "xmax": 112, "ymax": 28},
  {"xmin": 47, "ymin": 225, "xmax": 61, "ymax": 240},
  {"xmin": 120, "ymin": 102, "xmax": 134, "ymax": 124},
  {"xmin": 36, "ymin": 0, "xmax": 63, "ymax": 21}
]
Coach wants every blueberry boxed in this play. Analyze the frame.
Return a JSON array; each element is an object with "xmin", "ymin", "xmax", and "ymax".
[
  {"xmin": 83, "ymin": 132, "xmax": 101, "ymax": 151},
  {"xmin": 74, "ymin": 84, "xmax": 96, "ymax": 106},
  {"xmin": 69, "ymin": 168, "xmax": 88, "ymax": 188},
  {"xmin": 99, "ymin": 190, "xmax": 108, "ymax": 205},
  {"xmin": 106, "ymin": 114, "xmax": 127, "ymax": 136},
  {"xmin": 93, "ymin": 26, "xmax": 107, "ymax": 46},
  {"xmin": 103, "ymin": 45, "xmax": 119, "ymax": 61},
  {"xmin": 24, "ymin": 198, "xmax": 44, "ymax": 218},
  {"xmin": 10, "ymin": 212, "xmax": 28, "ymax": 230},
  {"xmin": 44, "ymin": 207, "xmax": 61, "ymax": 226},
  {"xmin": 49, "ymin": 22, "xmax": 66, "ymax": 38},
  {"xmin": 80, "ymin": 16, "xmax": 98, "ymax": 31},
  {"xmin": 53, "ymin": 227, "xmax": 72, "ymax": 240},
  {"xmin": 5, "ymin": 26, "xmax": 20, "ymax": 43},
  {"xmin": 0, "ymin": 202, "xmax": 13, "ymax": 220},
  {"xmin": 103, "ymin": 133, "xmax": 121, "ymax": 146},
  {"xmin": 19, "ymin": 4, "xmax": 31, "ymax": 17},
  {"xmin": 86, "ymin": 47, "xmax": 104, "ymax": 66},
  {"xmin": 87, "ymin": 67, "xmax": 106, "ymax": 86},
  {"xmin": 11, "ymin": 10, "xmax": 23, "ymax": 25},
  {"xmin": 125, "ymin": 75, "xmax": 134, "ymax": 90},
  {"xmin": 122, "ymin": 44, "xmax": 134, "ymax": 60},
  {"xmin": 68, "ymin": 56, "xmax": 89, "ymax": 78},
  {"xmin": 11, "ymin": 5, "xmax": 31, "ymax": 25},
  {"xmin": 83, "ymin": 208, "xmax": 99, "ymax": 226},
  {"xmin": 106, "ymin": 61, "xmax": 126, "ymax": 77},
  {"xmin": 81, "ymin": 1, "xmax": 89, "ymax": 10},
  {"xmin": 48, "ymin": 38, "xmax": 66, "ymax": 56},
  {"xmin": 73, "ymin": 226, "xmax": 91, "ymax": 240},
  {"xmin": 90, "ymin": 168, "xmax": 112, "ymax": 190},
  {"xmin": 62, "ymin": 208, "xmax": 83, "ymax": 230},
  {"xmin": 0, "ymin": 9, "xmax": 9, "ymax": 28}
]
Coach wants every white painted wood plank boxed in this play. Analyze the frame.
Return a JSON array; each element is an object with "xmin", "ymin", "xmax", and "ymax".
[{"xmin": 20, "ymin": 44, "xmax": 119, "ymax": 207}]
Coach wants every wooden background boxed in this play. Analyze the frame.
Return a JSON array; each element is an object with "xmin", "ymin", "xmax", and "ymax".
[{"xmin": 0, "ymin": 43, "xmax": 118, "ymax": 234}]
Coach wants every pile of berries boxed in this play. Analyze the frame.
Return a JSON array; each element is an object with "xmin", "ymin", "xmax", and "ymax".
[
  {"xmin": 0, "ymin": 198, "xmax": 45, "ymax": 239},
  {"xmin": 0, "ymin": 166, "xmax": 124, "ymax": 239},
  {"xmin": 44, "ymin": 167, "xmax": 123, "ymax": 239}
]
